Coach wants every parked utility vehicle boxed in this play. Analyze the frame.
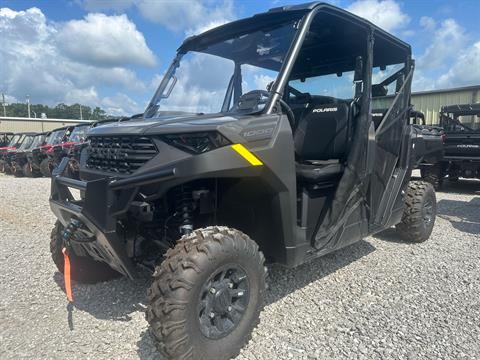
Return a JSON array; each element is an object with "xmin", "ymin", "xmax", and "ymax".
[
  {"xmin": 30, "ymin": 126, "xmax": 73, "ymax": 177},
  {"xmin": 49, "ymin": 3, "xmax": 437, "ymax": 359},
  {"xmin": 421, "ymin": 103, "xmax": 480, "ymax": 188},
  {"xmin": 1, "ymin": 133, "xmax": 25, "ymax": 172},
  {"xmin": 1, "ymin": 132, "xmax": 36, "ymax": 175},
  {"xmin": 11, "ymin": 133, "xmax": 47, "ymax": 177}
]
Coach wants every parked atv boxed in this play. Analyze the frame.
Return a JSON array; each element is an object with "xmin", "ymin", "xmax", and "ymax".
[
  {"xmin": 11, "ymin": 133, "xmax": 47, "ymax": 177},
  {"xmin": 421, "ymin": 103, "xmax": 480, "ymax": 188},
  {"xmin": 30, "ymin": 126, "xmax": 73, "ymax": 177},
  {"xmin": 49, "ymin": 3, "xmax": 437, "ymax": 359},
  {"xmin": 0, "ymin": 133, "xmax": 36, "ymax": 174},
  {"xmin": 45, "ymin": 123, "xmax": 91, "ymax": 178}
]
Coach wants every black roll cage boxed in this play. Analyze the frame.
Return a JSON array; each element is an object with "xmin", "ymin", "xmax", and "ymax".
[{"xmin": 145, "ymin": 2, "xmax": 411, "ymax": 121}]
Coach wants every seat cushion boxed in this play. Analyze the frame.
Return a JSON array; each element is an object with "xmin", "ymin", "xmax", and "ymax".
[{"xmin": 296, "ymin": 162, "xmax": 344, "ymax": 183}]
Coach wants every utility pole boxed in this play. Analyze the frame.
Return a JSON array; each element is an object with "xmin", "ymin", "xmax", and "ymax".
[
  {"xmin": 79, "ymin": 104, "xmax": 83, "ymax": 120},
  {"xmin": 1, "ymin": 93, "xmax": 6, "ymax": 117},
  {"xmin": 26, "ymin": 95, "xmax": 31, "ymax": 118}
]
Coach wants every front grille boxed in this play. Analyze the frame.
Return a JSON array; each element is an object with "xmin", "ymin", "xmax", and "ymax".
[{"xmin": 86, "ymin": 136, "xmax": 158, "ymax": 174}]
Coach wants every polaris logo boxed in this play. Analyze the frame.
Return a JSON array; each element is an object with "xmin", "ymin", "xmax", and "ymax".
[{"xmin": 313, "ymin": 107, "xmax": 337, "ymax": 113}]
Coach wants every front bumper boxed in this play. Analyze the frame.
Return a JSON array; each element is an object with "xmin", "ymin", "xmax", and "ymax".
[{"xmin": 49, "ymin": 158, "xmax": 175, "ymax": 278}]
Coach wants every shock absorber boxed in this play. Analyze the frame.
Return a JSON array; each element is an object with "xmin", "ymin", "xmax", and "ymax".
[{"xmin": 175, "ymin": 185, "xmax": 194, "ymax": 235}]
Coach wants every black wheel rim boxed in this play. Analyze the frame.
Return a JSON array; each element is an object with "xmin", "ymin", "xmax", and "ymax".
[
  {"xmin": 423, "ymin": 197, "xmax": 434, "ymax": 226},
  {"xmin": 198, "ymin": 265, "xmax": 249, "ymax": 339}
]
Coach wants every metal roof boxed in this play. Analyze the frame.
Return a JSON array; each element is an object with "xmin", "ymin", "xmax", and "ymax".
[{"xmin": 411, "ymin": 85, "xmax": 480, "ymax": 96}]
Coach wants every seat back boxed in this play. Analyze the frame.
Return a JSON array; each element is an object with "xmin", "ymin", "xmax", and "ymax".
[{"xmin": 294, "ymin": 102, "xmax": 349, "ymax": 160}]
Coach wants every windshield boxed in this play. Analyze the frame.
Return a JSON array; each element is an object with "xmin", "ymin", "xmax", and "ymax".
[
  {"xmin": 145, "ymin": 20, "xmax": 299, "ymax": 118},
  {"xmin": 46, "ymin": 130, "xmax": 66, "ymax": 145},
  {"xmin": 441, "ymin": 112, "xmax": 480, "ymax": 133},
  {"xmin": 18, "ymin": 136, "xmax": 35, "ymax": 150},
  {"xmin": 8, "ymin": 135, "xmax": 21, "ymax": 147},
  {"xmin": 29, "ymin": 134, "xmax": 46, "ymax": 149},
  {"xmin": 69, "ymin": 125, "xmax": 90, "ymax": 143}
]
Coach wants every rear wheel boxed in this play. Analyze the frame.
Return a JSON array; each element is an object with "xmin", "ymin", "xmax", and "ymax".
[
  {"xmin": 12, "ymin": 164, "xmax": 24, "ymax": 177},
  {"xmin": 396, "ymin": 181, "xmax": 436, "ymax": 243},
  {"xmin": 146, "ymin": 227, "xmax": 266, "ymax": 360},
  {"xmin": 23, "ymin": 163, "xmax": 34, "ymax": 177},
  {"xmin": 50, "ymin": 221, "xmax": 121, "ymax": 283},
  {"xmin": 420, "ymin": 164, "xmax": 443, "ymax": 190},
  {"xmin": 40, "ymin": 158, "xmax": 52, "ymax": 177}
]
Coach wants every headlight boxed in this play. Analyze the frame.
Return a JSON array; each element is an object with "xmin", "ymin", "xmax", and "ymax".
[{"xmin": 161, "ymin": 132, "xmax": 230, "ymax": 154}]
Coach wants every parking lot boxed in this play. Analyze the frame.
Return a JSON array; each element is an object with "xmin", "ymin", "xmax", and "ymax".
[{"xmin": 1, "ymin": 174, "xmax": 479, "ymax": 359}]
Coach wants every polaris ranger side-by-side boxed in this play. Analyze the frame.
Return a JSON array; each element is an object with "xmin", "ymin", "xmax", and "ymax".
[
  {"xmin": 49, "ymin": 3, "xmax": 437, "ymax": 359},
  {"xmin": 10, "ymin": 133, "xmax": 47, "ymax": 177},
  {"xmin": 421, "ymin": 103, "xmax": 480, "ymax": 188}
]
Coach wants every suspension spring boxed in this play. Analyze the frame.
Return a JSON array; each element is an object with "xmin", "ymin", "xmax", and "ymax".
[{"xmin": 175, "ymin": 185, "xmax": 194, "ymax": 235}]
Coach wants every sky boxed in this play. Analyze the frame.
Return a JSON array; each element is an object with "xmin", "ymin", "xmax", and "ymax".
[{"xmin": 0, "ymin": 0, "xmax": 479, "ymax": 116}]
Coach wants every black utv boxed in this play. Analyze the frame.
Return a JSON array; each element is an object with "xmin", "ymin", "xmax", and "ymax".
[
  {"xmin": 10, "ymin": 133, "xmax": 47, "ymax": 177},
  {"xmin": 421, "ymin": 103, "xmax": 480, "ymax": 188},
  {"xmin": 49, "ymin": 3, "xmax": 437, "ymax": 359},
  {"xmin": 1, "ymin": 133, "xmax": 37, "ymax": 174}
]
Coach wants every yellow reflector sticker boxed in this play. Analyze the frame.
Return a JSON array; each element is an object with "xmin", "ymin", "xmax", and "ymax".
[{"xmin": 231, "ymin": 144, "xmax": 263, "ymax": 166}]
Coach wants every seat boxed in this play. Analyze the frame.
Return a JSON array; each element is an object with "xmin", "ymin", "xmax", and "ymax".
[{"xmin": 293, "ymin": 102, "xmax": 350, "ymax": 183}]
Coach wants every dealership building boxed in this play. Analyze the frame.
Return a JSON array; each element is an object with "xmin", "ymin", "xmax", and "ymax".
[
  {"xmin": 375, "ymin": 84, "xmax": 480, "ymax": 125},
  {"xmin": 1, "ymin": 85, "xmax": 479, "ymax": 132}
]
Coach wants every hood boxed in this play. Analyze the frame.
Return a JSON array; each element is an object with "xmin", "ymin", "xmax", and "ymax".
[{"xmin": 88, "ymin": 113, "xmax": 240, "ymax": 136}]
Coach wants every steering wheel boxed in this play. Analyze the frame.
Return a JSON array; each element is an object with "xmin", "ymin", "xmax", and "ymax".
[{"xmin": 235, "ymin": 90, "xmax": 296, "ymax": 130}]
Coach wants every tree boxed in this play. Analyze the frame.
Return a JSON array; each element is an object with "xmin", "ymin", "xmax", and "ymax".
[{"xmin": 3, "ymin": 102, "xmax": 111, "ymax": 120}]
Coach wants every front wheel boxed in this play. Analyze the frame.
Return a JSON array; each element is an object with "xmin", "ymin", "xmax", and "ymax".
[
  {"xmin": 146, "ymin": 227, "xmax": 266, "ymax": 360},
  {"xmin": 396, "ymin": 181, "xmax": 436, "ymax": 243},
  {"xmin": 50, "ymin": 221, "xmax": 121, "ymax": 283},
  {"xmin": 23, "ymin": 163, "xmax": 34, "ymax": 177},
  {"xmin": 40, "ymin": 158, "xmax": 52, "ymax": 177}
]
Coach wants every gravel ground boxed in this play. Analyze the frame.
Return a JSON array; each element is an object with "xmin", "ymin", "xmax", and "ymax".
[{"xmin": 1, "ymin": 173, "xmax": 479, "ymax": 359}]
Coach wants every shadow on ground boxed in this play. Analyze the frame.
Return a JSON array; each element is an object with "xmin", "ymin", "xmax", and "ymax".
[
  {"xmin": 437, "ymin": 197, "xmax": 480, "ymax": 235},
  {"xmin": 53, "ymin": 271, "xmax": 150, "ymax": 324},
  {"xmin": 53, "ymin": 239, "xmax": 376, "ymax": 358}
]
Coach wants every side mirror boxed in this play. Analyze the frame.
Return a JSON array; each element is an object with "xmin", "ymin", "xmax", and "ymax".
[{"xmin": 354, "ymin": 56, "xmax": 363, "ymax": 82}]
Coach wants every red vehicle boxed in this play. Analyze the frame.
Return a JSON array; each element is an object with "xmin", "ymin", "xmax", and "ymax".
[
  {"xmin": 0, "ymin": 133, "xmax": 35, "ymax": 173},
  {"xmin": 11, "ymin": 133, "xmax": 48, "ymax": 177},
  {"xmin": 42, "ymin": 124, "xmax": 92, "ymax": 177},
  {"xmin": 29, "ymin": 126, "xmax": 73, "ymax": 177}
]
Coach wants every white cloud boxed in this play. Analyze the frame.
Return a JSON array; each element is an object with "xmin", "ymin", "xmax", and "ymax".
[
  {"xmin": 101, "ymin": 93, "xmax": 142, "ymax": 116},
  {"xmin": 437, "ymin": 41, "xmax": 480, "ymax": 88},
  {"xmin": 56, "ymin": 13, "xmax": 155, "ymax": 67},
  {"xmin": 346, "ymin": 0, "xmax": 410, "ymax": 32},
  {"xmin": 159, "ymin": 53, "xmax": 233, "ymax": 113},
  {"xmin": 137, "ymin": 0, "xmax": 234, "ymax": 34},
  {"xmin": 0, "ymin": 7, "xmax": 150, "ymax": 116},
  {"xmin": 417, "ymin": 19, "xmax": 467, "ymax": 69},
  {"xmin": 420, "ymin": 16, "xmax": 436, "ymax": 31}
]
